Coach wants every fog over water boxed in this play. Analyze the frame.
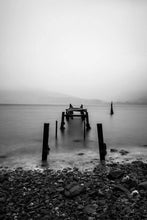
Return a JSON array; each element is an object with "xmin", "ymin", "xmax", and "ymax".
[{"xmin": 0, "ymin": 0, "xmax": 147, "ymax": 102}]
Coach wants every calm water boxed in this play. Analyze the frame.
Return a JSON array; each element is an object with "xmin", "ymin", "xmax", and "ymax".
[{"xmin": 0, "ymin": 104, "xmax": 147, "ymax": 169}]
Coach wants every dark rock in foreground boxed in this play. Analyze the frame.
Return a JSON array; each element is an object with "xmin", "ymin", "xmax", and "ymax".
[
  {"xmin": 0, "ymin": 161, "xmax": 147, "ymax": 219},
  {"xmin": 119, "ymin": 149, "xmax": 129, "ymax": 156},
  {"xmin": 107, "ymin": 168, "xmax": 124, "ymax": 180},
  {"xmin": 64, "ymin": 182, "xmax": 85, "ymax": 198},
  {"xmin": 110, "ymin": 148, "xmax": 118, "ymax": 153}
]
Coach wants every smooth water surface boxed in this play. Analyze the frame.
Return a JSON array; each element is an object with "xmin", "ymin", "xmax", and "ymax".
[{"xmin": 0, "ymin": 104, "xmax": 147, "ymax": 169}]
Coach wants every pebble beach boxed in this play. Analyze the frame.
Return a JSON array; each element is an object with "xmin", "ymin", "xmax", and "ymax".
[{"xmin": 1, "ymin": 159, "xmax": 147, "ymax": 220}]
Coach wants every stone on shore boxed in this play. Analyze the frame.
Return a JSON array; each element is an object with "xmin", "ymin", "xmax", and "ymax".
[
  {"xmin": 64, "ymin": 182, "xmax": 85, "ymax": 197},
  {"xmin": 139, "ymin": 181, "xmax": 147, "ymax": 190},
  {"xmin": 107, "ymin": 169, "xmax": 124, "ymax": 180},
  {"xmin": 0, "ymin": 161, "xmax": 147, "ymax": 219},
  {"xmin": 119, "ymin": 149, "xmax": 129, "ymax": 155},
  {"xmin": 110, "ymin": 148, "xmax": 118, "ymax": 153}
]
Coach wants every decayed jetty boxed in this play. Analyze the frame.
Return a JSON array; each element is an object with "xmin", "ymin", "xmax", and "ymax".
[{"xmin": 60, "ymin": 104, "xmax": 91, "ymax": 130}]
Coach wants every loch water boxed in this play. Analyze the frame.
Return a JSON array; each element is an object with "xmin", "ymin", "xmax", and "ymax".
[{"xmin": 0, "ymin": 104, "xmax": 147, "ymax": 169}]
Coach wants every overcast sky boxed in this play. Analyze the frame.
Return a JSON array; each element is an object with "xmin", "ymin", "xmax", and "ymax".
[{"xmin": 0, "ymin": 0, "xmax": 147, "ymax": 101}]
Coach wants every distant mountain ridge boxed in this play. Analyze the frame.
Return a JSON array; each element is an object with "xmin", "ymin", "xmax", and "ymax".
[
  {"xmin": 0, "ymin": 90, "xmax": 104, "ymax": 105},
  {"xmin": 1, "ymin": 89, "xmax": 147, "ymax": 105},
  {"xmin": 116, "ymin": 95, "xmax": 147, "ymax": 105}
]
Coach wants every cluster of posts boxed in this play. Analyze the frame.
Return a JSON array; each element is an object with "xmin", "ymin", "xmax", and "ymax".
[
  {"xmin": 42, "ymin": 102, "xmax": 114, "ymax": 164},
  {"xmin": 42, "ymin": 123, "xmax": 107, "ymax": 165},
  {"xmin": 60, "ymin": 105, "xmax": 91, "ymax": 130}
]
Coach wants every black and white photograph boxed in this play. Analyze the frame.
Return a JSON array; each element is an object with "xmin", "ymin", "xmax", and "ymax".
[{"xmin": 0, "ymin": 0, "xmax": 147, "ymax": 219}]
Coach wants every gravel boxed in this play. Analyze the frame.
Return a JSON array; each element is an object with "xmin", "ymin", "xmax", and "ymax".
[{"xmin": 0, "ymin": 161, "xmax": 147, "ymax": 220}]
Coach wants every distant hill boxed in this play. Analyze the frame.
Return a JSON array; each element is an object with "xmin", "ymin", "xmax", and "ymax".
[
  {"xmin": 116, "ymin": 95, "xmax": 147, "ymax": 105},
  {"xmin": 0, "ymin": 90, "xmax": 104, "ymax": 105}
]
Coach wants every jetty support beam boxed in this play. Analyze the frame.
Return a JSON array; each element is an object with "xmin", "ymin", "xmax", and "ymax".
[
  {"xmin": 97, "ymin": 123, "xmax": 107, "ymax": 163},
  {"xmin": 60, "ymin": 112, "xmax": 65, "ymax": 130},
  {"xmin": 110, "ymin": 101, "xmax": 114, "ymax": 115},
  {"xmin": 86, "ymin": 112, "xmax": 91, "ymax": 130},
  {"xmin": 42, "ymin": 123, "xmax": 50, "ymax": 161}
]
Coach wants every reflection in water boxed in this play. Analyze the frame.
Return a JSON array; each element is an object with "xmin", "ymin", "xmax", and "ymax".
[
  {"xmin": 41, "ymin": 160, "xmax": 49, "ymax": 168},
  {"xmin": 59, "ymin": 118, "xmax": 90, "ymax": 150}
]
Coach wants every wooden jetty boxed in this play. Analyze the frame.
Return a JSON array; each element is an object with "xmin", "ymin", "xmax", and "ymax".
[{"xmin": 60, "ymin": 104, "xmax": 91, "ymax": 130}]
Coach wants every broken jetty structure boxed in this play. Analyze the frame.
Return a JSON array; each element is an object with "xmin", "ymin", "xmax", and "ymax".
[{"xmin": 60, "ymin": 104, "xmax": 91, "ymax": 130}]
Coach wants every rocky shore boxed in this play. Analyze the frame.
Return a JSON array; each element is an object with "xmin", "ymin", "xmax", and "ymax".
[{"xmin": 1, "ymin": 161, "xmax": 147, "ymax": 220}]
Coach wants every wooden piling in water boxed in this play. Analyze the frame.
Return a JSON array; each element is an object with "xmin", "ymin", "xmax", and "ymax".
[
  {"xmin": 110, "ymin": 101, "xmax": 114, "ymax": 115},
  {"xmin": 97, "ymin": 123, "xmax": 107, "ymax": 162},
  {"xmin": 60, "ymin": 112, "xmax": 65, "ymax": 130},
  {"xmin": 42, "ymin": 123, "xmax": 50, "ymax": 161},
  {"xmin": 83, "ymin": 119, "xmax": 86, "ymax": 140},
  {"xmin": 55, "ymin": 120, "xmax": 58, "ymax": 139},
  {"xmin": 86, "ymin": 112, "xmax": 91, "ymax": 130}
]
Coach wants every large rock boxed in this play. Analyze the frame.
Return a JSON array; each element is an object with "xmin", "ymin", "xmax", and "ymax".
[
  {"xmin": 84, "ymin": 204, "xmax": 98, "ymax": 215},
  {"xmin": 110, "ymin": 148, "xmax": 118, "ymax": 153},
  {"xmin": 0, "ymin": 174, "xmax": 8, "ymax": 183},
  {"xmin": 64, "ymin": 182, "xmax": 85, "ymax": 197},
  {"xmin": 139, "ymin": 181, "xmax": 147, "ymax": 190},
  {"xmin": 107, "ymin": 169, "xmax": 124, "ymax": 180},
  {"xmin": 122, "ymin": 175, "xmax": 138, "ymax": 189},
  {"xmin": 112, "ymin": 184, "xmax": 130, "ymax": 195},
  {"xmin": 119, "ymin": 149, "xmax": 129, "ymax": 156}
]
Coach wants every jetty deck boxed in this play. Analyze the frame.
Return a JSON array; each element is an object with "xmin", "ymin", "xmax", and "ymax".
[{"xmin": 60, "ymin": 104, "xmax": 91, "ymax": 130}]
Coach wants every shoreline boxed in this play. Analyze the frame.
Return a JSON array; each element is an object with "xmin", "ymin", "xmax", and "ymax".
[
  {"xmin": 0, "ymin": 144, "xmax": 147, "ymax": 171},
  {"xmin": 0, "ymin": 160, "xmax": 147, "ymax": 219}
]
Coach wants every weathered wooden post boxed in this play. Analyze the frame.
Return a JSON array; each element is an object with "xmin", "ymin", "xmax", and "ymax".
[
  {"xmin": 42, "ymin": 123, "xmax": 50, "ymax": 161},
  {"xmin": 69, "ymin": 104, "xmax": 73, "ymax": 119},
  {"xmin": 110, "ymin": 101, "xmax": 114, "ymax": 115},
  {"xmin": 60, "ymin": 112, "xmax": 65, "ymax": 130},
  {"xmin": 55, "ymin": 120, "xmax": 58, "ymax": 139},
  {"xmin": 81, "ymin": 106, "xmax": 85, "ymax": 121},
  {"xmin": 86, "ymin": 112, "xmax": 91, "ymax": 130},
  {"xmin": 66, "ymin": 110, "xmax": 69, "ymax": 121},
  {"xmin": 97, "ymin": 123, "xmax": 107, "ymax": 163},
  {"xmin": 83, "ymin": 119, "xmax": 86, "ymax": 140}
]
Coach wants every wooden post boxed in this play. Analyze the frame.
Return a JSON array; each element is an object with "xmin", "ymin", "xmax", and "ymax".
[
  {"xmin": 97, "ymin": 123, "xmax": 107, "ymax": 162},
  {"xmin": 42, "ymin": 123, "xmax": 50, "ymax": 161},
  {"xmin": 66, "ymin": 110, "xmax": 69, "ymax": 121},
  {"xmin": 86, "ymin": 112, "xmax": 91, "ymax": 130},
  {"xmin": 81, "ymin": 109, "xmax": 85, "ymax": 121},
  {"xmin": 60, "ymin": 112, "xmax": 65, "ymax": 130},
  {"xmin": 83, "ymin": 119, "xmax": 86, "ymax": 140},
  {"xmin": 110, "ymin": 101, "xmax": 114, "ymax": 115},
  {"xmin": 55, "ymin": 120, "xmax": 58, "ymax": 139}
]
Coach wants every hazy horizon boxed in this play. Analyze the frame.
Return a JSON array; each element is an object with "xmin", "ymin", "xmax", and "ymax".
[
  {"xmin": 0, "ymin": 0, "xmax": 147, "ymax": 101},
  {"xmin": 0, "ymin": 88, "xmax": 147, "ymax": 105}
]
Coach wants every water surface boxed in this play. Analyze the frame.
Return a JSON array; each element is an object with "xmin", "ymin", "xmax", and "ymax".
[{"xmin": 0, "ymin": 104, "xmax": 147, "ymax": 169}]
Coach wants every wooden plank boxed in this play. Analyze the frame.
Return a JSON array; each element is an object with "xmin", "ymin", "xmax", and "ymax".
[
  {"xmin": 65, "ymin": 114, "xmax": 86, "ymax": 117},
  {"xmin": 66, "ymin": 108, "xmax": 87, "ymax": 112}
]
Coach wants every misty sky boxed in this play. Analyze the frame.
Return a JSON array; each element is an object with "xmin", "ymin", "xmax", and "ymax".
[{"xmin": 0, "ymin": 0, "xmax": 147, "ymax": 101}]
